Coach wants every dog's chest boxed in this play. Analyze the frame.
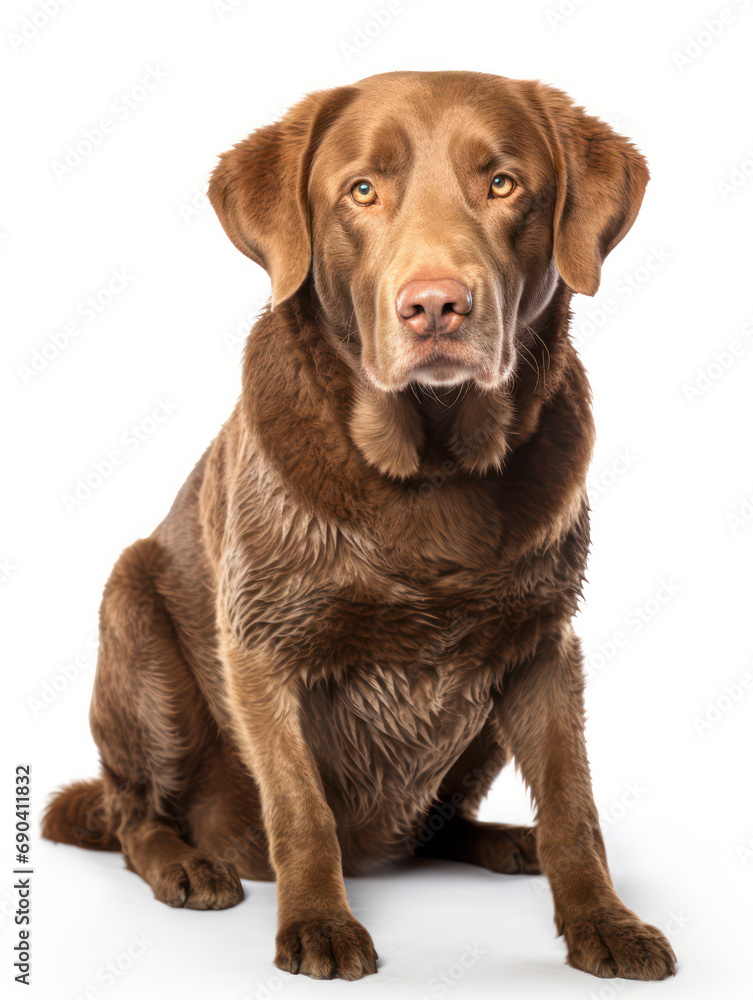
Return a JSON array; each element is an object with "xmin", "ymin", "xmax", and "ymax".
[
  {"xmin": 229, "ymin": 474, "xmax": 537, "ymax": 858},
  {"xmin": 300, "ymin": 653, "xmax": 494, "ymax": 846},
  {"xmin": 284, "ymin": 519, "xmax": 504, "ymax": 848},
  {"xmin": 237, "ymin": 469, "xmax": 511, "ymax": 657}
]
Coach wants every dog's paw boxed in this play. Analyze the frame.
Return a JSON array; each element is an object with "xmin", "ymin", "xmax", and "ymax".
[
  {"xmin": 153, "ymin": 856, "xmax": 244, "ymax": 910},
  {"xmin": 479, "ymin": 823, "xmax": 541, "ymax": 875},
  {"xmin": 560, "ymin": 905, "xmax": 676, "ymax": 980},
  {"xmin": 275, "ymin": 912, "xmax": 378, "ymax": 980}
]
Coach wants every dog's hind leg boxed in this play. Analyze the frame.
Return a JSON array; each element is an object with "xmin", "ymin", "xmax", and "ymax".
[
  {"xmin": 88, "ymin": 537, "xmax": 243, "ymax": 910},
  {"xmin": 412, "ymin": 722, "xmax": 540, "ymax": 875},
  {"xmin": 114, "ymin": 803, "xmax": 244, "ymax": 909},
  {"xmin": 415, "ymin": 814, "xmax": 540, "ymax": 874}
]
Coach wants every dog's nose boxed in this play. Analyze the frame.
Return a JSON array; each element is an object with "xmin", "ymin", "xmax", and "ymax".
[{"xmin": 395, "ymin": 278, "xmax": 472, "ymax": 336}]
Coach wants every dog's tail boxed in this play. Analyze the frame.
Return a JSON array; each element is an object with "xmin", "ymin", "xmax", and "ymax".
[{"xmin": 41, "ymin": 778, "xmax": 119, "ymax": 851}]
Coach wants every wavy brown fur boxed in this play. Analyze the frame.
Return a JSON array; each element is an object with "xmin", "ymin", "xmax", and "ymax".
[{"xmin": 44, "ymin": 71, "xmax": 674, "ymax": 983}]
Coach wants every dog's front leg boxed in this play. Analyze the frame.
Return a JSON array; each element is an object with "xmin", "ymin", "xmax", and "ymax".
[
  {"xmin": 221, "ymin": 634, "xmax": 377, "ymax": 981},
  {"xmin": 498, "ymin": 625, "xmax": 676, "ymax": 981}
]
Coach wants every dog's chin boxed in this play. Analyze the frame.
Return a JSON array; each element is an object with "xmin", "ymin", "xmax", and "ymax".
[
  {"xmin": 364, "ymin": 359, "xmax": 502, "ymax": 394},
  {"xmin": 362, "ymin": 356, "xmax": 504, "ymax": 393},
  {"xmin": 409, "ymin": 359, "xmax": 474, "ymax": 388}
]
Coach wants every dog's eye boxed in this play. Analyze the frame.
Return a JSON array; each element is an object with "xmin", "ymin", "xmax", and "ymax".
[
  {"xmin": 351, "ymin": 181, "xmax": 377, "ymax": 206},
  {"xmin": 490, "ymin": 174, "xmax": 515, "ymax": 199}
]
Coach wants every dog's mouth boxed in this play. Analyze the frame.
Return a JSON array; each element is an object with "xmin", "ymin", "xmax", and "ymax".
[
  {"xmin": 364, "ymin": 348, "xmax": 502, "ymax": 394},
  {"xmin": 403, "ymin": 329, "xmax": 505, "ymax": 390},
  {"xmin": 408, "ymin": 354, "xmax": 474, "ymax": 387},
  {"xmin": 366, "ymin": 353, "xmax": 501, "ymax": 393}
]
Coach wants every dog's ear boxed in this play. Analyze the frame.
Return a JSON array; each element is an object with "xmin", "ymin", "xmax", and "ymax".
[
  {"xmin": 534, "ymin": 85, "xmax": 650, "ymax": 297},
  {"xmin": 208, "ymin": 87, "xmax": 356, "ymax": 308}
]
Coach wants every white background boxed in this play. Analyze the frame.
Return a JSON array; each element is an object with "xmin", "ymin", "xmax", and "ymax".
[{"xmin": 2, "ymin": 0, "xmax": 752, "ymax": 997}]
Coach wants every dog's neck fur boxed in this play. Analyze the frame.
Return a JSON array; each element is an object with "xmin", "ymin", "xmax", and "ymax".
[{"xmin": 242, "ymin": 280, "xmax": 579, "ymax": 501}]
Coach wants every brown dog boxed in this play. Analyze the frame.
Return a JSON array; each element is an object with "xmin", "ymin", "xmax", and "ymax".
[{"xmin": 43, "ymin": 71, "xmax": 676, "ymax": 982}]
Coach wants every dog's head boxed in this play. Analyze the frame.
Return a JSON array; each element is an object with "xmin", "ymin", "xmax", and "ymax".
[{"xmin": 209, "ymin": 71, "xmax": 648, "ymax": 473}]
